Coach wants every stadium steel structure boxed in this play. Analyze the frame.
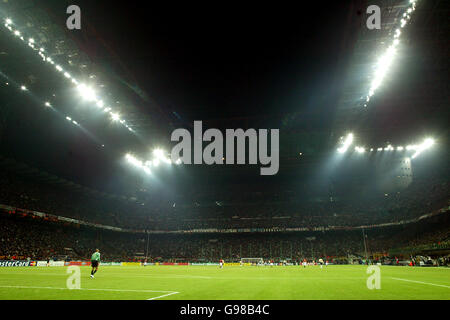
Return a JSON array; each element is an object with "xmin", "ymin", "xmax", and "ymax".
[{"xmin": 0, "ymin": 0, "xmax": 449, "ymax": 196}]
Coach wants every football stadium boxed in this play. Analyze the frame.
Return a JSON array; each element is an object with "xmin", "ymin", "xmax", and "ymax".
[{"xmin": 0, "ymin": 0, "xmax": 449, "ymax": 306}]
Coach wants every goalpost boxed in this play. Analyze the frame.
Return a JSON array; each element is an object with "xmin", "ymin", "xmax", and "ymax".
[{"xmin": 240, "ymin": 258, "xmax": 264, "ymax": 265}]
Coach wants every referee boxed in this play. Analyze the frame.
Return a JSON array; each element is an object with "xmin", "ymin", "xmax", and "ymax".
[{"xmin": 90, "ymin": 249, "xmax": 100, "ymax": 278}]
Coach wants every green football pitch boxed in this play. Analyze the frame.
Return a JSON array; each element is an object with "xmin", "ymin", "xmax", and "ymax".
[{"xmin": 0, "ymin": 265, "xmax": 449, "ymax": 300}]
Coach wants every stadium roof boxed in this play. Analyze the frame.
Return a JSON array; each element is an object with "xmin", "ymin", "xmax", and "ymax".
[{"xmin": 0, "ymin": 0, "xmax": 448, "ymax": 195}]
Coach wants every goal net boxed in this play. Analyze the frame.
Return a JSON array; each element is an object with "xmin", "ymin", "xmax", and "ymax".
[{"xmin": 240, "ymin": 258, "xmax": 264, "ymax": 265}]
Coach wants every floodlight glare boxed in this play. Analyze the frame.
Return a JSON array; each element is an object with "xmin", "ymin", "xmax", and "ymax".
[
  {"xmin": 411, "ymin": 138, "xmax": 435, "ymax": 159},
  {"xmin": 111, "ymin": 113, "xmax": 120, "ymax": 121},
  {"xmin": 5, "ymin": 18, "xmax": 12, "ymax": 25},
  {"xmin": 337, "ymin": 133, "xmax": 354, "ymax": 153},
  {"xmin": 153, "ymin": 149, "xmax": 164, "ymax": 158},
  {"xmin": 77, "ymin": 84, "xmax": 96, "ymax": 101},
  {"xmin": 20, "ymin": 85, "xmax": 27, "ymax": 91}
]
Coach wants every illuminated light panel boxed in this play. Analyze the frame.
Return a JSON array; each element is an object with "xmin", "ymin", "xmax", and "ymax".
[
  {"xmin": 77, "ymin": 84, "xmax": 96, "ymax": 101},
  {"xmin": 412, "ymin": 138, "xmax": 435, "ymax": 159},
  {"xmin": 1, "ymin": 17, "xmax": 136, "ymax": 135},
  {"xmin": 125, "ymin": 150, "xmax": 178, "ymax": 176},
  {"xmin": 364, "ymin": 0, "xmax": 418, "ymax": 107},
  {"xmin": 337, "ymin": 133, "xmax": 354, "ymax": 153},
  {"xmin": 111, "ymin": 113, "xmax": 120, "ymax": 121},
  {"xmin": 336, "ymin": 133, "xmax": 435, "ymax": 159}
]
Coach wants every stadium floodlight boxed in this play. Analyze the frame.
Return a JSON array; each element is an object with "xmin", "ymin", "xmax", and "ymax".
[
  {"xmin": 2, "ymin": 15, "xmax": 138, "ymax": 138},
  {"xmin": 412, "ymin": 138, "xmax": 434, "ymax": 159},
  {"xmin": 153, "ymin": 149, "xmax": 164, "ymax": 158},
  {"xmin": 111, "ymin": 112, "xmax": 120, "ymax": 121},
  {"xmin": 44, "ymin": 102, "xmax": 51, "ymax": 107},
  {"xmin": 72, "ymin": 120, "xmax": 78, "ymax": 125},
  {"xmin": 363, "ymin": 0, "xmax": 418, "ymax": 107},
  {"xmin": 125, "ymin": 154, "xmax": 143, "ymax": 167},
  {"xmin": 377, "ymin": 148, "xmax": 383, "ymax": 151},
  {"xmin": 355, "ymin": 146, "xmax": 365, "ymax": 154},
  {"xmin": 337, "ymin": 133, "xmax": 354, "ymax": 153},
  {"xmin": 96, "ymin": 100, "xmax": 104, "ymax": 108},
  {"xmin": 66, "ymin": 117, "xmax": 72, "ymax": 121},
  {"xmin": 20, "ymin": 85, "xmax": 27, "ymax": 91},
  {"xmin": 397, "ymin": 146, "xmax": 404, "ymax": 151},
  {"xmin": 77, "ymin": 84, "xmax": 96, "ymax": 101},
  {"xmin": 175, "ymin": 159, "xmax": 182, "ymax": 165},
  {"xmin": 369, "ymin": 45, "xmax": 397, "ymax": 98}
]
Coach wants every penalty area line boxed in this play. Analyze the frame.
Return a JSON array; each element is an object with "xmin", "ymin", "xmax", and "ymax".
[
  {"xmin": 391, "ymin": 277, "xmax": 450, "ymax": 289},
  {"xmin": 147, "ymin": 291, "xmax": 180, "ymax": 300}
]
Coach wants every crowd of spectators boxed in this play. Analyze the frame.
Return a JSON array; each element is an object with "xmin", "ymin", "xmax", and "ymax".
[
  {"xmin": 0, "ymin": 170, "xmax": 448, "ymax": 231},
  {"xmin": 1, "ymin": 209, "xmax": 448, "ymax": 263}
]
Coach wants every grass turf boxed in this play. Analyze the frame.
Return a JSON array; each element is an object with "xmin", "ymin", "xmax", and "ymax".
[{"xmin": 0, "ymin": 265, "xmax": 449, "ymax": 300}]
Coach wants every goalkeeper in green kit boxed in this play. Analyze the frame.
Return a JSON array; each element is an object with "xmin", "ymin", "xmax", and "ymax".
[{"xmin": 90, "ymin": 249, "xmax": 100, "ymax": 278}]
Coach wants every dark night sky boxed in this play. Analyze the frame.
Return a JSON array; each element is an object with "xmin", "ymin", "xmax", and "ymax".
[{"xmin": 49, "ymin": 1, "xmax": 361, "ymax": 121}]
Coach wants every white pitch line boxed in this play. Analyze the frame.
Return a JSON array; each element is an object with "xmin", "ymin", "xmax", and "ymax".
[
  {"xmin": 0, "ymin": 285, "xmax": 175, "ymax": 293},
  {"xmin": 147, "ymin": 291, "xmax": 180, "ymax": 300},
  {"xmin": 391, "ymin": 277, "xmax": 450, "ymax": 289}
]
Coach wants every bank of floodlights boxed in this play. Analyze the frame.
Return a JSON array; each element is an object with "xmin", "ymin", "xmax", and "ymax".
[{"xmin": 363, "ymin": 0, "xmax": 418, "ymax": 107}]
